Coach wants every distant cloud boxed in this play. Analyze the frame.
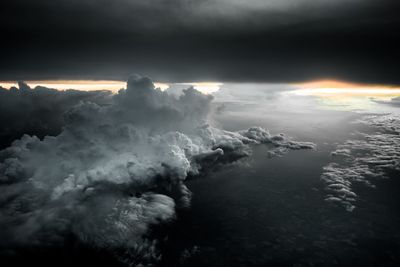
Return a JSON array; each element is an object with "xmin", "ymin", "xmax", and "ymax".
[
  {"xmin": 373, "ymin": 96, "xmax": 400, "ymax": 106},
  {"xmin": 321, "ymin": 114, "xmax": 400, "ymax": 211},
  {"xmin": 0, "ymin": 75, "xmax": 314, "ymax": 265}
]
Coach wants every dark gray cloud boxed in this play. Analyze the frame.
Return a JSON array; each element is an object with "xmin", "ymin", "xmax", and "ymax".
[
  {"xmin": 0, "ymin": 0, "xmax": 399, "ymax": 84},
  {"xmin": 0, "ymin": 83, "xmax": 112, "ymax": 149}
]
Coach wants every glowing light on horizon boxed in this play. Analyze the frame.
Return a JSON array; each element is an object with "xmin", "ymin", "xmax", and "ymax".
[
  {"xmin": 0, "ymin": 81, "xmax": 222, "ymax": 94},
  {"xmin": 154, "ymin": 83, "xmax": 170, "ymax": 91},
  {"xmin": 0, "ymin": 80, "xmax": 127, "ymax": 93},
  {"xmin": 293, "ymin": 80, "xmax": 400, "ymax": 97},
  {"xmin": 290, "ymin": 80, "xmax": 400, "ymax": 111},
  {"xmin": 180, "ymin": 82, "xmax": 223, "ymax": 94}
]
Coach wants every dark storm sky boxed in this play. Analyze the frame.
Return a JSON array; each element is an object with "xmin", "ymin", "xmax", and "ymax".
[{"xmin": 1, "ymin": 0, "xmax": 399, "ymax": 83}]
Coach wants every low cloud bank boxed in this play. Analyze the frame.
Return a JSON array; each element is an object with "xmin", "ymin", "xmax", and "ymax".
[
  {"xmin": 0, "ymin": 75, "xmax": 314, "ymax": 265},
  {"xmin": 372, "ymin": 96, "xmax": 400, "ymax": 107},
  {"xmin": 321, "ymin": 114, "xmax": 400, "ymax": 211}
]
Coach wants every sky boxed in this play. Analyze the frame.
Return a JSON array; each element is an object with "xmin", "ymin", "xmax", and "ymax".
[
  {"xmin": 1, "ymin": 2, "xmax": 400, "ymax": 266},
  {"xmin": 1, "ymin": 0, "xmax": 399, "ymax": 84}
]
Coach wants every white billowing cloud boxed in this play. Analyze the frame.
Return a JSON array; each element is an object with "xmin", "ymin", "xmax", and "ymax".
[
  {"xmin": 321, "ymin": 114, "xmax": 400, "ymax": 211},
  {"xmin": 0, "ymin": 75, "xmax": 314, "ymax": 265}
]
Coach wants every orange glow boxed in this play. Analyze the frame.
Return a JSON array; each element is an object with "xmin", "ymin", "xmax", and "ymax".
[
  {"xmin": 293, "ymin": 80, "xmax": 400, "ymax": 97},
  {"xmin": 296, "ymin": 80, "xmax": 369, "ymax": 89},
  {"xmin": 289, "ymin": 80, "xmax": 400, "ymax": 110}
]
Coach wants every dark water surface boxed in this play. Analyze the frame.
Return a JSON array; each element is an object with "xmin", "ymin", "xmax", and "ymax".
[{"xmin": 160, "ymin": 107, "xmax": 400, "ymax": 266}]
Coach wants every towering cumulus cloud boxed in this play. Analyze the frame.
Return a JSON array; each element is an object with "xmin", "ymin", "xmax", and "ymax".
[{"xmin": 0, "ymin": 75, "xmax": 314, "ymax": 266}]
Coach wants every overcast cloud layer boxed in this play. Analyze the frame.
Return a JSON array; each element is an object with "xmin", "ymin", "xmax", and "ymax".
[{"xmin": 0, "ymin": 0, "xmax": 399, "ymax": 83}]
